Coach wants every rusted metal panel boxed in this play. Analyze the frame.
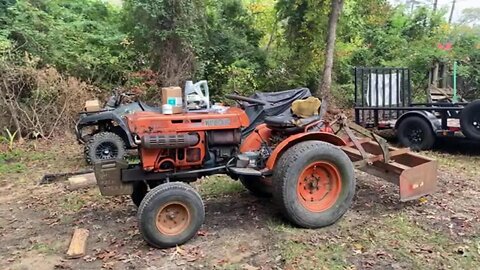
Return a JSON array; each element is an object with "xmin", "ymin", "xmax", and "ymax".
[{"xmin": 94, "ymin": 160, "xmax": 133, "ymax": 196}]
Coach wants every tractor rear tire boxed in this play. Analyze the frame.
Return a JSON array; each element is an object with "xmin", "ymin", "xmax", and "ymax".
[
  {"xmin": 138, "ymin": 182, "xmax": 205, "ymax": 248},
  {"xmin": 273, "ymin": 141, "xmax": 355, "ymax": 228},
  {"xmin": 460, "ymin": 100, "xmax": 480, "ymax": 140},
  {"xmin": 131, "ymin": 182, "xmax": 149, "ymax": 207},
  {"xmin": 239, "ymin": 176, "xmax": 271, "ymax": 197},
  {"xmin": 397, "ymin": 116, "xmax": 435, "ymax": 151},
  {"xmin": 85, "ymin": 132, "xmax": 126, "ymax": 164}
]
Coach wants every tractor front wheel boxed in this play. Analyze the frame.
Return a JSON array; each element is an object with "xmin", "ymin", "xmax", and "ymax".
[
  {"xmin": 273, "ymin": 141, "xmax": 355, "ymax": 228},
  {"xmin": 137, "ymin": 182, "xmax": 205, "ymax": 248}
]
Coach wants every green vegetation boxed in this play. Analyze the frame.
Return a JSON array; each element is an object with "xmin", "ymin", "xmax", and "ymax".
[
  {"xmin": 1, "ymin": 0, "xmax": 480, "ymax": 136},
  {"xmin": 198, "ymin": 175, "xmax": 245, "ymax": 197}
]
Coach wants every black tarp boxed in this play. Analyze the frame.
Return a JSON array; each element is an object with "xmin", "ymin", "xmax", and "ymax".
[{"xmin": 242, "ymin": 88, "xmax": 311, "ymax": 136}]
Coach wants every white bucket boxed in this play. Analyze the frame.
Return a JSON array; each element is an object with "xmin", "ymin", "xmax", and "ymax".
[{"xmin": 162, "ymin": 104, "xmax": 173, "ymax": 115}]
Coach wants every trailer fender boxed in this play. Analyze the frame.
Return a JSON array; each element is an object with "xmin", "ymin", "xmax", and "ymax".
[
  {"xmin": 265, "ymin": 132, "xmax": 346, "ymax": 170},
  {"xmin": 394, "ymin": 111, "xmax": 441, "ymax": 132}
]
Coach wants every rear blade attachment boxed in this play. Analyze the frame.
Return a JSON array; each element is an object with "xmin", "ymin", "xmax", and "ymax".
[{"xmin": 337, "ymin": 118, "xmax": 438, "ymax": 201}]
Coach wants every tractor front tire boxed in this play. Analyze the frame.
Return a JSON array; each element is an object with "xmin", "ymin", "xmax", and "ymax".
[
  {"xmin": 460, "ymin": 100, "xmax": 480, "ymax": 140},
  {"xmin": 138, "ymin": 182, "xmax": 205, "ymax": 248},
  {"xmin": 239, "ymin": 176, "xmax": 271, "ymax": 197},
  {"xmin": 273, "ymin": 141, "xmax": 355, "ymax": 228},
  {"xmin": 85, "ymin": 132, "xmax": 126, "ymax": 164},
  {"xmin": 397, "ymin": 116, "xmax": 435, "ymax": 151}
]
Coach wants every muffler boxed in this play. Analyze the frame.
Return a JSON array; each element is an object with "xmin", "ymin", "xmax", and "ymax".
[{"xmin": 141, "ymin": 133, "xmax": 199, "ymax": 149}]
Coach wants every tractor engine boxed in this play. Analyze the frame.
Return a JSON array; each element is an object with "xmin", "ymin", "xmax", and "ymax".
[{"xmin": 126, "ymin": 108, "xmax": 249, "ymax": 172}]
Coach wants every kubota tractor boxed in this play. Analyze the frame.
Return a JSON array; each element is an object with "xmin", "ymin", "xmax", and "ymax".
[{"xmin": 94, "ymin": 89, "xmax": 438, "ymax": 248}]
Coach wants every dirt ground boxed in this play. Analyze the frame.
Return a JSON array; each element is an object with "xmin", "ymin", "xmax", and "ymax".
[{"xmin": 1, "ymin": 135, "xmax": 479, "ymax": 270}]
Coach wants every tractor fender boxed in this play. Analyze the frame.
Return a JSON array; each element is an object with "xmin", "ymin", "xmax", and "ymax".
[
  {"xmin": 265, "ymin": 132, "xmax": 346, "ymax": 170},
  {"xmin": 76, "ymin": 111, "xmax": 135, "ymax": 147},
  {"xmin": 394, "ymin": 111, "xmax": 441, "ymax": 132}
]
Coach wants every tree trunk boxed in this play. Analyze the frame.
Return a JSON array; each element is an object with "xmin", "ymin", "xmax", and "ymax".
[
  {"xmin": 316, "ymin": 0, "xmax": 344, "ymax": 116},
  {"xmin": 449, "ymin": 0, "xmax": 456, "ymax": 24},
  {"xmin": 433, "ymin": 0, "xmax": 438, "ymax": 12},
  {"xmin": 0, "ymin": 79, "xmax": 23, "ymax": 141}
]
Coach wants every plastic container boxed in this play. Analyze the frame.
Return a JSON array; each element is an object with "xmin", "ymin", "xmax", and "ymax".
[
  {"xmin": 162, "ymin": 104, "xmax": 173, "ymax": 115},
  {"xmin": 185, "ymin": 80, "xmax": 210, "ymax": 111}
]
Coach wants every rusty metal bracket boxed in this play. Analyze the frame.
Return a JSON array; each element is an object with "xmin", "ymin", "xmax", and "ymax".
[{"xmin": 371, "ymin": 133, "xmax": 390, "ymax": 163}]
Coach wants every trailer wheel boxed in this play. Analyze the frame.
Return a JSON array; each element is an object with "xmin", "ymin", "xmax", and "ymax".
[
  {"xmin": 239, "ymin": 176, "xmax": 271, "ymax": 197},
  {"xmin": 460, "ymin": 100, "xmax": 480, "ymax": 140},
  {"xmin": 137, "ymin": 182, "xmax": 204, "ymax": 248},
  {"xmin": 397, "ymin": 116, "xmax": 435, "ymax": 151},
  {"xmin": 273, "ymin": 141, "xmax": 355, "ymax": 228}
]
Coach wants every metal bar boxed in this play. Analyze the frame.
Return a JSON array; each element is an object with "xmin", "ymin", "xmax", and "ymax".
[
  {"xmin": 402, "ymin": 69, "xmax": 406, "ymax": 115},
  {"xmin": 389, "ymin": 69, "xmax": 392, "ymax": 119},
  {"xmin": 354, "ymin": 106, "xmax": 464, "ymax": 111},
  {"xmin": 361, "ymin": 68, "xmax": 365, "ymax": 124},
  {"xmin": 396, "ymin": 69, "xmax": 400, "ymax": 119},
  {"xmin": 411, "ymin": 102, "xmax": 467, "ymax": 106},
  {"xmin": 375, "ymin": 68, "xmax": 379, "ymax": 125},
  {"xmin": 441, "ymin": 111, "xmax": 448, "ymax": 129},
  {"xmin": 407, "ymin": 69, "xmax": 412, "ymax": 105},
  {"xmin": 368, "ymin": 68, "xmax": 372, "ymax": 123},
  {"xmin": 354, "ymin": 68, "xmax": 360, "ymax": 123}
]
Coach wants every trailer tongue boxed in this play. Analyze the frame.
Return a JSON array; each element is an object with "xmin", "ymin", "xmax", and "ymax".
[{"xmin": 337, "ymin": 117, "xmax": 438, "ymax": 201}]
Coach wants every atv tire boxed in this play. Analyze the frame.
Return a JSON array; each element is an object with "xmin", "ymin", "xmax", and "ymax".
[
  {"xmin": 460, "ymin": 100, "xmax": 480, "ymax": 140},
  {"xmin": 273, "ymin": 141, "xmax": 355, "ymax": 228},
  {"xmin": 138, "ymin": 182, "xmax": 205, "ymax": 248},
  {"xmin": 397, "ymin": 116, "xmax": 435, "ymax": 151},
  {"xmin": 84, "ymin": 132, "xmax": 126, "ymax": 164},
  {"xmin": 239, "ymin": 176, "xmax": 271, "ymax": 197}
]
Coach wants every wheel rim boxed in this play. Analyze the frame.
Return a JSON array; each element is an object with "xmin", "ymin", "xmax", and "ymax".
[
  {"xmin": 471, "ymin": 114, "xmax": 480, "ymax": 131},
  {"xmin": 405, "ymin": 125, "xmax": 424, "ymax": 145},
  {"xmin": 95, "ymin": 142, "xmax": 118, "ymax": 159},
  {"xmin": 297, "ymin": 161, "xmax": 342, "ymax": 212},
  {"xmin": 156, "ymin": 202, "xmax": 190, "ymax": 236}
]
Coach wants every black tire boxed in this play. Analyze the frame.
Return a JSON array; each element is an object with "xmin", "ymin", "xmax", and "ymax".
[
  {"xmin": 138, "ymin": 182, "xmax": 205, "ymax": 248},
  {"xmin": 131, "ymin": 182, "xmax": 149, "ymax": 207},
  {"xmin": 273, "ymin": 141, "xmax": 355, "ymax": 228},
  {"xmin": 460, "ymin": 100, "xmax": 480, "ymax": 140},
  {"xmin": 239, "ymin": 176, "xmax": 271, "ymax": 197},
  {"xmin": 397, "ymin": 116, "xmax": 435, "ymax": 151},
  {"xmin": 84, "ymin": 132, "xmax": 126, "ymax": 164}
]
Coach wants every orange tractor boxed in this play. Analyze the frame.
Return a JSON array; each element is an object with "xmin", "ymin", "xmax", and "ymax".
[{"xmin": 94, "ymin": 89, "xmax": 438, "ymax": 248}]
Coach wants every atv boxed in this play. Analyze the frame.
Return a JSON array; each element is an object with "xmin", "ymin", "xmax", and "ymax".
[
  {"xmin": 93, "ymin": 89, "xmax": 438, "ymax": 248},
  {"xmin": 76, "ymin": 91, "xmax": 161, "ymax": 164}
]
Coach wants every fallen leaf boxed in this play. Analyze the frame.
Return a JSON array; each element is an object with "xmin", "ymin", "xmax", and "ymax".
[{"xmin": 418, "ymin": 197, "xmax": 428, "ymax": 204}]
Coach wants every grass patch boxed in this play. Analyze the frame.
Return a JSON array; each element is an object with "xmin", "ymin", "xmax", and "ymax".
[
  {"xmin": 279, "ymin": 240, "xmax": 348, "ymax": 270},
  {"xmin": 425, "ymin": 151, "xmax": 480, "ymax": 176},
  {"xmin": 60, "ymin": 193, "xmax": 86, "ymax": 212},
  {"xmin": 30, "ymin": 242, "xmax": 58, "ymax": 255},
  {"xmin": 0, "ymin": 162, "xmax": 27, "ymax": 174},
  {"xmin": 198, "ymin": 175, "xmax": 244, "ymax": 197},
  {"xmin": 352, "ymin": 213, "xmax": 479, "ymax": 269}
]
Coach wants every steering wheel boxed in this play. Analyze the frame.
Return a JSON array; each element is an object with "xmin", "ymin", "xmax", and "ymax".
[{"xmin": 225, "ymin": 94, "xmax": 268, "ymax": 106}]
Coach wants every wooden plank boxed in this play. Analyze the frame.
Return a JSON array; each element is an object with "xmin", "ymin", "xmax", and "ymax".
[
  {"xmin": 68, "ymin": 173, "xmax": 97, "ymax": 191},
  {"xmin": 66, "ymin": 228, "xmax": 89, "ymax": 259}
]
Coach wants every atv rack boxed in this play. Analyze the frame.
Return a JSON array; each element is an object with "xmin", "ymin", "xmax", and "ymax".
[{"xmin": 334, "ymin": 115, "xmax": 438, "ymax": 201}]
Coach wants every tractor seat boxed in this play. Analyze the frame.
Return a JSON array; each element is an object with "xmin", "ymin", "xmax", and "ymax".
[{"xmin": 265, "ymin": 114, "xmax": 321, "ymax": 129}]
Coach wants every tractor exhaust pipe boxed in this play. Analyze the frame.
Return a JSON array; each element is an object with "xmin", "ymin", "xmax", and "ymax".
[{"xmin": 141, "ymin": 133, "xmax": 199, "ymax": 149}]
